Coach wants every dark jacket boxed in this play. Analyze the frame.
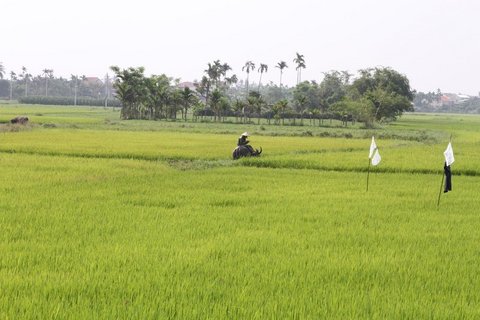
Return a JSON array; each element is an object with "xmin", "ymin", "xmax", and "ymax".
[{"xmin": 237, "ymin": 136, "xmax": 249, "ymax": 146}]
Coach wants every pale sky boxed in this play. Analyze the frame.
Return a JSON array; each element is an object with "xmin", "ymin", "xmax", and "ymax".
[{"xmin": 3, "ymin": 0, "xmax": 480, "ymax": 95}]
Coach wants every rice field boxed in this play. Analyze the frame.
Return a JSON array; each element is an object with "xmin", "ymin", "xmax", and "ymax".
[{"xmin": 1, "ymin": 104, "xmax": 480, "ymax": 319}]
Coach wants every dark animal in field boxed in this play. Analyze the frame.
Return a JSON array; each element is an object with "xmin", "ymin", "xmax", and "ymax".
[
  {"xmin": 10, "ymin": 116, "xmax": 29, "ymax": 124},
  {"xmin": 232, "ymin": 145, "xmax": 262, "ymax": 160}
]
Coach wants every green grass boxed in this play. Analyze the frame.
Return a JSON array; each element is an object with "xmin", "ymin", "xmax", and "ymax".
[{"xmin": 1, "ymin": 104, "xmax": 480, "ymax": 318}]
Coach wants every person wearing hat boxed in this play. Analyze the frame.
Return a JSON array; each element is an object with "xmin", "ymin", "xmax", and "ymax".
[{"xmin": 237, "ymin": 132, "xmax": 255, "ymax": 153}]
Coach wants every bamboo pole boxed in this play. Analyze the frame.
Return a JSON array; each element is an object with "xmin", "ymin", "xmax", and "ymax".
[{"xmin": 366, "ymin": 159, "xmax": 371, "ymax": 192}]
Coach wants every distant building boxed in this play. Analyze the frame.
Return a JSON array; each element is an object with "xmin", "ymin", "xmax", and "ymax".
[
  {"xmin": 83, "ymin": 77, "xmax": 103, "ymax": 85},
  {"xmin": 440, "ymin": 93, "xmax": 471, "ymax": 105},
  {"xmin": 177, "ymin": 81, "xmax": 196, "ymax": 90}
]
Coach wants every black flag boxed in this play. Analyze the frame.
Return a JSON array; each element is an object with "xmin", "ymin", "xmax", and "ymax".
[{"xmin": 444, "ymin": 162, "xmax": 452, "ymax": 193}]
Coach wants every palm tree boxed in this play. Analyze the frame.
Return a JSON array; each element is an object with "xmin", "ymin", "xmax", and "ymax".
[
  {"xmin": 110, "ymin": 66, "xmax": 148, "ymax": 120},
  {"xmin": 170, "ymin": 88, "xmax": 182, "ymax": 119},
  {"xmin": 203, "ymin": 60, "xmax": 226, "ymax": 106},
  {"xmin": 20, "ymin": 66, "xmax": 32, "ymax": 97},
  {"xmin": 220, "ymin": 63, "xmax": 232, "ymax": 86},
  {"xmin": 293, "ymin": 53, "xmax": 306, "ymax": 84},
  {"xmin": 0, "ymin": 62, "xmax": 5, "ymax": 79},
  {"xmin": 70, "ymin": 75, "xmax": 80, "ymax": 105},
  {"xmin": 295, "ymin": 94, "xmax": 308, "ymax": 125},
  {"xmin": 42, "ymin": 69, "xmax": 53, "ymax": 96},
  {"xmin": 242, "ymin": 61, "xmax": 255, "ymax": 95},
  {"xmin": 225, "ymin": 74, "xmax": 238, "ymax": 86},
  {"xmin": 274, "ymin": 99, "xmax": 289, "ymax": 125},
  {"xmin": 276, "ymin": 61, "xmax": 288, "ymax": 88},
  {"xmin": 210, "ymin": 89, "xmax": 223, "ymax": 122},
  {"xmin": 9, "ymin": 71, "xmax": 16, "ymax": 100},
  {"xmin": 247, "ymin": 91, "xmax": 266, "ymax": 124},
  {"xmin": 232, "ymin": 99, "xmax": 245, "ymax": 123},
  {"xmin": 257, "ymin": 63, "xmax": 268, "ymax": 91},
  {"xmin": 180, "ymin": 87, "xmax": 198, "ymax": 121}
]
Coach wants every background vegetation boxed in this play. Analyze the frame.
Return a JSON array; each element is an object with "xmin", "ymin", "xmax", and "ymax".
[
  {"xmin": 110, "ymin": 64, "xmax": 414, "ymax": 126},
  {"xmin": 0, "ymin": 60, "xmax": 414, "ymax": 127}
]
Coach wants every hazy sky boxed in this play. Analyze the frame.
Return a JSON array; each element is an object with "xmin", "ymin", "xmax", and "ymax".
[{"xmin": 3, "ymin": 0, "xmax": 479, "ymax": 95}]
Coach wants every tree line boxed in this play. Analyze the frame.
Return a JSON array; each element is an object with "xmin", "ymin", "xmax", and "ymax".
[
  {"xmin": 414, "ymin": 89, "xmax": 480, "ymax": 114},
  {"xmin": 0, "ymin": 64, "xmax": 113, "ymax": 105},
  {"xmin": 110, "ymin": 57, "xmax": 414, "ymax": 127},
  {"xmin": 1, "ymin": 59, "xmax": 414, "ymax": 126}
]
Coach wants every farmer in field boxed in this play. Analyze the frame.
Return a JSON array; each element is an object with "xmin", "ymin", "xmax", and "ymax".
[{"xmin": 237, "ymin": 132, "xmax": 255, "ymax": 154}]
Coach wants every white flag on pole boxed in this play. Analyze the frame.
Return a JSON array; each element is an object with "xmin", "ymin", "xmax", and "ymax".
[
  {"xmin": 444, "ymin": 142, "xmax": 455, "ymax": 166},
  {"xmin": 369, "ymin": 136, "xmax": 377, "ymax": 159},
  {"xmin": 371, "ymin": 149, "xmax": 381, "ymax": 166}
]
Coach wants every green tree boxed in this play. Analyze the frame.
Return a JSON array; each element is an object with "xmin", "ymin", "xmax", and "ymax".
[
  {"xmin": 293, "ymin": 94, "xmax": 308, "ymax": 125},
  {"xmin": 0, "ymin": 62, "xmax": 4, "ymax": 79},
  {"xmin": 257, "ymin": 63, "xmax": 268, "ymax": 91},
  {"xmin": 293, "ymin": 53, "xmax": 306, "ymax": 84},
  {"xmin": 210, "ymin": 89, "xmax": 224, "ymax": 122},
  {"xmin": 232, "ymin": 99, "xmax": 246, "ymax": 123},
  {"xmin": 261, "ymin": 82, "xmax": 285, "ymax": 106},
  {"xmin": 9, "ymin": 71, "xmax": 16, "ymax": 100},
  {"xmin": 42, "ymin": 69, "xmax": 54, "ymax": 96},
  {"xmin": 273, "ymin": 99, "xmax": 289, "ymax": 125},
  {"xmin": 169, "ymin": 88, "xmax": 182, "ymax": 119},
  {"xmin": 242, "ymin": 61, "xmax": 255, "ymax": 95},
  {"xmin": 219, "ymin": 96, "xmax": 230, "ymax": 122},
  {"xmin": 20, "ymin": 67, "xmax": 32, "ymax": 97},
  {"xmin": 293, "ymin": 80, "xmax": 321, "ymax": 119},
  {"xmin": 200, "ymin": 60, "xmax": 236, "ymax": 108},
  {"xmin": 331, "ymin": 97, "xmax": 375, "ymax": 127},
  {"xmin": 246, "ymin": 91, "xmax": 266, "ymax": 124},
  {"xmin": 145, "ymin": 74, "xmax": 171, "ymax": 119},
  {"xmin": 70, "ymin": 75, "xmax": 78, "ymax": 105},
  {"xmin": 180, "ymin": 87, "xmax": 198, "ymax": 121},
  {"xmin": 276, "ymin": 61, "xmax": 288, "ymax": 88},
  {"xmin": 318, "ymin": 71, "xmax": 350, "ymax": 118},
  {"xmin": 110, "ymin": 66, "xmax": 149, "ymax": 120},
  {"xmin": 350, "ymin": 67, "xmax": 414, "ymax": 121}
]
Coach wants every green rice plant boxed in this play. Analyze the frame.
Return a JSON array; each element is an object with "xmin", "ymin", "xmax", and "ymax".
[
  {"xmin": 1, "ymin": 153, "xmax": 480, "ymax": 318},
  {"xmin": 1, "ymin": 105, "xmax": 480, "ymax": 318}
]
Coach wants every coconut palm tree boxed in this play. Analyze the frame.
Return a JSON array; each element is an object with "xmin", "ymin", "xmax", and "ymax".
[
  {"xmin": 276, "ymin": 61, "xmax": 288, "ymax": 88},
  {"xmin": 257, "ymin": 63, "xmax": 268, "ymax": 91},
  {"xmin": 293, "ymin": 52, "xmax": 306, "ymax": 84},
  {"xmin": 242, "ymin": 61, "xmax": 255, "ymax": 95}
]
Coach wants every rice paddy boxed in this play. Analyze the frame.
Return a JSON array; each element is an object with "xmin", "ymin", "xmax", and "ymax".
[{"xmin": 1, "ymin": 104, "xmax": 479, "ymax": 319}]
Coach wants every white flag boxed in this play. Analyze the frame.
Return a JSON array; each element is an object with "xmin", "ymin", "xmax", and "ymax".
[
  {"xmin": 369, "ymin": 136, "xmax": 377, "ymax": 159},
  {"xmin": 371, "ymin": 148, "xmax": 381, "ymax": 166},
  {"xmin": 444, "ymin": 142, "xmax": 454, "ymax": 166}
]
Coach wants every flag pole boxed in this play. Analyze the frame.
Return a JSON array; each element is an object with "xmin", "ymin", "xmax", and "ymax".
[
  {"xmin": 436, "ymin": 167, "xmax": 444, "ymax": 208},
  {"xmin": 437, "ymin": 135, "xmax": 452, "ymax": 208},
  {"xmin": 366, "ymin": 159, "xmax": 371, "ymax": 192}
]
